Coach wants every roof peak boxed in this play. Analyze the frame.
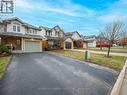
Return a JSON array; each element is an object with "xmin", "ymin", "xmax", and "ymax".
[{"xmin": 2, "ymin": 17, "xmax": 40, "ymax": 30}]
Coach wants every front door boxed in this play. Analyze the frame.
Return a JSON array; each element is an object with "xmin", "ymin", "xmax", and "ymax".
[
  {"xmin": 65, "ymin": 42, "xmax": 72, "ymax": 49},
  {"xmin": 16, "ymin": 40, "xmax": 21, "ymax": 50}
]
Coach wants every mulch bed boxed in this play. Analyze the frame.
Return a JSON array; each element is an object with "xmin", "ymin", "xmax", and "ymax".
[{"xmin": 0, "ymin": 52, "xmax": 10, "ymax": 57}]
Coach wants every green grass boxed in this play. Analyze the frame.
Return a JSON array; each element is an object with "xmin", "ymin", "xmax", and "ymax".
[
  {"xmin": 87, "ymin": 46, "xmax": 127, "ymax": 53},
  {"xmin": 48, "ymin": 50, "xmax": 126, "ymax": 71},
  {"xmin": 0, "ymin": 56, "xmax": 9, "ymax": 79}
]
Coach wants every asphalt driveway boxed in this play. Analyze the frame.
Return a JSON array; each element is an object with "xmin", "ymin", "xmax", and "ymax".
[{"xmin": 0, "ymin": 53, "xmax": 118, "ymax": 95}]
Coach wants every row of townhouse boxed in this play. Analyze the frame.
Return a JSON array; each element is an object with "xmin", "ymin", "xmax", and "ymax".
[{"xmin": 0, "ymin": 17, "xmax": 96, "ymax": 52}]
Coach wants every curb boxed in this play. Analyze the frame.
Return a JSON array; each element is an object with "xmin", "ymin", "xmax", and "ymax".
[{"xmin": 110, "ymin": 59, "xmax": 127, "ymax": 95}]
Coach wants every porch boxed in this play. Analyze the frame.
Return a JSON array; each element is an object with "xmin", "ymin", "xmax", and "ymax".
[
  {"xmin": 64, "ymin": 38, "xmax": 84, "ymax": 50},
  {"xmin": 46, "ymin": 37, "xmax": 63, "ymax": 50},
  {"xmin": 1, "ymin": 36, "xmax": 22, "ymax": 51},
  {"xmin": 0, "ymin": 36, "xmax": 43, "ymax": 53}
]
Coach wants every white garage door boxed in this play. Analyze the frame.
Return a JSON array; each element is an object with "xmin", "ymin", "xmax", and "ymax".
[{"xmin": 25, "ymin": 41, "xmax": 41, "ymax": 52}]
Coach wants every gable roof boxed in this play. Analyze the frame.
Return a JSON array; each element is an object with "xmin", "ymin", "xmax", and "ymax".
[
  {"xmin": 39, "ymin": 25, "xmax": 65, "ymax": 36},
  {"xmin": 83, "ymin": 35, "xmax": 96, "ymax": 42},
  {"xmin": 64, "ymin": 37, "xmax": 73, "ymax": 41},
  {"xmin": 1, "ymin": 17, "xmax": 41, "ymax": 30},
  {"xmin": 65, "ymin": 31, "xmax": 81, "ymax": 37},
  {"xmin": 65, "ymin": 32, "xmax": 74, "ymax": 37},
  {"xmin": 52, "ymin": 25, "xmax": 65, "ymax": 33},
  {"xmin": 84, "ymin": 35, "xmax": 96, "ymax": 39},
  {"xmin": 39, "ymin": 26, "xmax": 51, "ymax": 31}
]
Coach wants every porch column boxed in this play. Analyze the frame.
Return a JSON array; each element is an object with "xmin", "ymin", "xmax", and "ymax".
[
  {"xmin": 40, "ymin": 40, "xmax": 42, "ymax": 52},
  {"xmin": 64, "ymin": 41, "xmax": 66, "ymax": 50},
  {"xmin": 71, "ymin": 41, "xmax": 74, "ymax": 49},
  {"xmin": 21, "ymin": 38, "xmax": 24, "ymax": 52}
]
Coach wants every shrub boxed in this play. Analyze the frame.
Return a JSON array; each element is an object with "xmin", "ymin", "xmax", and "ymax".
[{"xmin": 0, "ymin": 44, "xmax": 9, "ymax": 53}]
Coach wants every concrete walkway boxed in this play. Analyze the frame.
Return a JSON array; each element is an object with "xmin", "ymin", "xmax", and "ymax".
[
  {"xmin": 72, "ymin": 49, "xmax": 127, "ymax": 57},
  {"xmin": 119, "ymin": 68, "xmax": 127, "ymax": 95}
]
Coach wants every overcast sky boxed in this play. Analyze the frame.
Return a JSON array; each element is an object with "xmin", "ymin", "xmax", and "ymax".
[{"xmin": 9, "ymin": 0, "xmax": 127, "ymax": 35}]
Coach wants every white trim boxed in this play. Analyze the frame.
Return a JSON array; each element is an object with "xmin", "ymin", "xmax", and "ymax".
[{"xmin": 21, "ymin": 38, "xmax": 24, "ymax": 51}]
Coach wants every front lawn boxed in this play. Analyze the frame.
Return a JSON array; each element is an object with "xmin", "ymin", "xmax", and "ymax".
[
  {"xmin": 88, "ymin": 46, "xmax": 127, "ymax": 53},
  {"xmin": 48, "ymin": 50, "xmax": 126, "ymax": 71},
  {"xmin": 0, "ymin": 57, "xmax": 9, "ymax": 79}
]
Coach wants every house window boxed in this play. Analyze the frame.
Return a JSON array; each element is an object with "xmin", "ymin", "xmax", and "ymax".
[
  {"xmin": 34, "ymin": 30, "xmax": 37, "ymax": 34},
  {"xmin": 13, "ymin": 25, "xmax": 16, "ymax": 31},
  {"xmin": 33, "ymin": 30, "xmax": 35, "ymax": 34},
  {"xmin": 49, "ymin": 31, "xmax": 52, "ymax": 36},
  {"xmin": 48, "ymin": 31, "xmax": 50, "ymax": 36},
  {"xmin": 55, "ymin": 32, "xmax": 58, "ymax": 36},
  {"xmin": 29, "ymin": 29, "xmax": 33, "ymax": 33},
  {"xmin": 13, "ymin": 24, "xmax": 20, "ymax": 32},
  {"xmin": 27, "ymin": 29, "xmax": 38, "ymax": 35},
  {"xmin": 46, "ymin": 31, "xmax": 47, "ymax": 35},
  {"xmin": 58, "ymin": 32, "xmax": 59, "ymax": 36},
  {"xmin": 26, "ymin": 29, "xmax": 29, "ymax": 34},
  {"xmin": 51, "ymin": 31, "xmax": 52, "ymax": 36},
  {"xmin": 17, "ymin": 25, "xmax": 20, "ymax": 32}
]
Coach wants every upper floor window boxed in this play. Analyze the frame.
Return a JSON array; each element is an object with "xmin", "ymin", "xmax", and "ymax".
[
  {"xmin": 50, "ymin": 31, "xmax": 52, "ymax": 36},
  {"xmin": 46, "ymin": 31, "xmax": 48, "ymax": 35},
  {"xmin": 17, "ymin": 26, "xmax": 20, "ymax": 32},
  {"xmin": 13, "ymin": 25, "xmax": 16, "ymax": 31},
  {"xmin": 13, "ymin": 24, "xmax": 20, "ymax": 32},
  {"xmin": 29, "ymin": 29, "xmax": 33, "ymax": 33},
  {"xmin": 34, "ymin": 30, "xmax": 38, "ymax": 34},
  {"xmin": 27, "ymin": 29, "xmax": 38, "ymax": 35},
  {"xmin": 46, "ymin": 31, "xmax": 52, "ymax": 36},
  {"xmin": 48, "ymin": 31, "xmax": 50, "ymax": 36},
  {"xmin": 55, "ymin": 31, "xmax": 58, "ymax": 36}
]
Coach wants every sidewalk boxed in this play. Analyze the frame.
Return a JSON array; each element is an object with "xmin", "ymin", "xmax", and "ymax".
[
  {"xmin": 119, "ymin": 69, "xmax": 127, "ymax": 95},
  {"xmin": 72, "ymin": 49, "xmax": 127, "ymax": 57}
]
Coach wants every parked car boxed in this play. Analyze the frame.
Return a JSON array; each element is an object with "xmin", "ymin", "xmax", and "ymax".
[{"xmin": 96, "ymin": 44, "xmax": 112, "ymax": 47}]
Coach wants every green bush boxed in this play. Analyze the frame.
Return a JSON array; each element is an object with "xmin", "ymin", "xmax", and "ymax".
[{"xmin": 0, "ymin": 44, "xmax": 9, "ymax": 53}]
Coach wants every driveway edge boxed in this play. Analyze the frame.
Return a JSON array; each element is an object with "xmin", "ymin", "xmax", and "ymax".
[
  {"xmin": 110, "ymin": 59, "xmax": 127, "ymax": 95},
  {"xmin": 0, "ymin": 55, "xmax": 13, "ymax": 80}
]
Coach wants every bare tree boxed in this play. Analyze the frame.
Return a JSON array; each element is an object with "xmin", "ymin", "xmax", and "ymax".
[
  {"xmin": 98, "ymin": 31, "xmax": 106, "ymax": 50},
  {"xmin": 101, "ymin": 20, "xmax": 125, "ymax": 57}
]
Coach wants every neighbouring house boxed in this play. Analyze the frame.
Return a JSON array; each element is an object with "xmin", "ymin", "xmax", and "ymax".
[
  {"xmin": 0, "ymin": 17, "xmax": 44, "ymax": 53},
  {"xmin": 83, "ymin": 36, "xmax": 97, "ymax": 48},
  {"xmin": 39, "ymin": 25, "xmax": 65, "ymax": 50},
  {"xmin": 117, "ymin": 36, "xmax": 127, "ymax": 46},
  {"xmin": 64, "ymin": 31, "xmax": 83, "ymax": 49}
]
